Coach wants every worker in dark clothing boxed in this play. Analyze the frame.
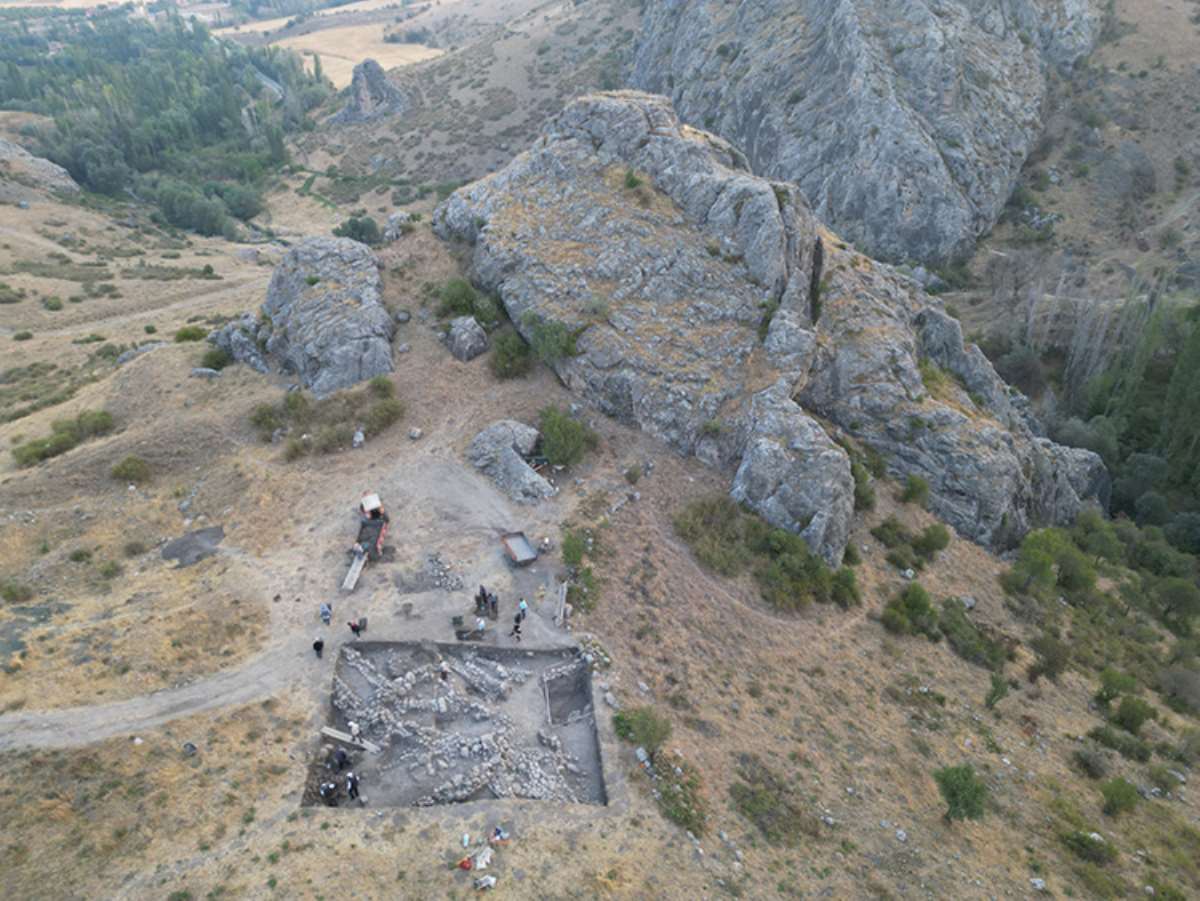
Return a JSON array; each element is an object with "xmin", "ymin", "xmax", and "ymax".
[
  {"xmin": 347, "ymin": 771, "xmax": 360, "ymax": 800},
  {"xmin": 332, "ymin": 748, "xmax": 349, "ymax": 771},
  {"xmin": 313, "ymin": 638, "xmax": 325, "ymax": 659},
  {"xmin": 319, "ymin": 781, "xmax": 338, "ymax": 806},
  {"xmin": 348, "ymin": 620, "xmax": 363, "ymax": 638},
  {"xmin": 488, "ymin": 592, "xmax": 499, "ymax": 619},
  {"xmin": 509, "ymin": 613, "xmax": 522, "ymax": 642}
]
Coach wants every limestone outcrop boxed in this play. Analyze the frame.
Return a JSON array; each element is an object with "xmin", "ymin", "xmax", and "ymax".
[
  {"xmin": 329, "ymin": 60, "xmax": 408, "ymax": 124},
  {"xmin": 629, "ymin": 0, "xmax": 1104, "ymax": 263},
  {"xmin": 467, "ymin": 420, "xmax": 556, "ymax": 504},
  {"xmin": 435, "ymin": 92, "xmax": 1106, "ymax": 562},
  {"xmin": 0, "ymin": 139, "xmax": 79, "ymax": 195},
  {"xmin": 210, "ymin": 238, "xmax": 395, "ymax": 396}
]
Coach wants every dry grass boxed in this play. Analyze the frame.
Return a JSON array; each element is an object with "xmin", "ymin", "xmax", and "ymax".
[{"xmin": 272, "ymin": 25, "xmax": 443, "ymax": 87}]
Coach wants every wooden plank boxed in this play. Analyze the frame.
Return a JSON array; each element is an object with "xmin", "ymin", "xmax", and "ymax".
[
  {"xmin": 342, "ymin": 553, "xmax": 366, "ymax": 592},
  {"xmin": 554, "ymin": 582, "xmax": 568, "ymax": 627},
  {"xmin": 321, "ymin": 726, "xmax": 381, "ymax": 754}
]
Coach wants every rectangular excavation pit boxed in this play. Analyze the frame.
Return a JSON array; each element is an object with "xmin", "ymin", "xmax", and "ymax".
[{"xmin": 303, "ymin": 641, "xmax": 606, "ymax": 807}]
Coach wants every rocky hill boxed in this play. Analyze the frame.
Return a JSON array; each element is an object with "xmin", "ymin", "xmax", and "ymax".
[
  {"xmin": 630, "ymin": 0, "xmax": 1105, "ymax": 264},
  {"xmin": 435, "ymin": 91, "xmax": 1107, "ymax": 562}
]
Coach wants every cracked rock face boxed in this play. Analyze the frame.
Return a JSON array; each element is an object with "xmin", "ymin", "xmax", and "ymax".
[
  {"xmin": 329, "ymin": 59, "xmax": 408, "ymax": 124},
  {"xmin": 630, "ymin": 0, "xmax": 1103, "ymax": 264},
  {"xmin": 435, "ymin": 92, "xmax": 1106, "ymax": 561},
  {"xmin": 468, "ymin": 420, "xmax": 556, "ymax": 504},
  {"xmin": 228, "ymin": 237, "xmax": 396, "ymax": 396}
]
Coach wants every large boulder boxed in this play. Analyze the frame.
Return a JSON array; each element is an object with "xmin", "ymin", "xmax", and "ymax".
[
  {"xmin": 329, "ymin": 59, "xmax": 408, "ymax": 125},
  {"xmin": 468, "ymin": 420, "xmax": 556, "ymax": 503},
  {"xmin": 447, "ymin": 316, "xmax": 489, "ymax": 362},
  {"xmin": 218, "ymin": 238, "xmax": 395, "ymax": 396},
  {"xmin": 629, "ymin": 0, "xmax": 1104, "ymax": 263},
  {"xmin": 435, "ymin": 92, "xmax": 1107, "ymax": 560},
  {"xmin": 0, "ymin": 139, "xmax": 79, "ymax": 195}
]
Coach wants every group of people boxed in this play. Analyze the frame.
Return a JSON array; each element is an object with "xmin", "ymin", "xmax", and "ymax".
[
  {"xmin": 473, "ymin": 585, "xmax": 530, "ymax": 642},
  {"xmin": 318, "ymin": 746, "xmax": 363, "ymax": 806},
  {"xmin": 312, "ymin": 601, "xmax": 367, "ymax": 658}
]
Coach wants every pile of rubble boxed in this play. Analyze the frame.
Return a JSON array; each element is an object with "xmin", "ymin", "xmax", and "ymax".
[{"xmin": 426, "ymin": 552, "xmax": 464, "ymax": 591}]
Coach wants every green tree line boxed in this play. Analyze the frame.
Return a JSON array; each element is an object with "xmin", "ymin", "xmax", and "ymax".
[{"xmin": 0, "ymin": 12, "xmax": 330, "ymax": 235}]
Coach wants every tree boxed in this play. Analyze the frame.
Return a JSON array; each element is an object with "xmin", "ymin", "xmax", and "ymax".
[
  {"xmin": 538, "ymin": 405, "xmax": 597, "ymax": 467},
  {"xmin": 1155, "ymin": 577, "xmax": 1200, "ymax": 626},
  {"xmin": 1073, "ymin": 508, "xmax": 1124, "ymax": 563},
  {"xmin": 1166, "ymin": 512, "xmax": 1200, "ymax": 554},
  {"xmin": 933, "ymin": 765, "xmax": 988, "ymax": 821},
  {"xmin": 332, "ymin": 215, "xmax": 381, "ymax": 246}
]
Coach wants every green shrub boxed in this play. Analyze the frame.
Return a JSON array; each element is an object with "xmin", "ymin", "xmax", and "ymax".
[
  {"xmin": 842, "ymin": 543, "xmax": 861, "ymax": 566},
  {"xmin": 250, "ymin": 403, "xmax": 284, "ymax": 440},
  {"xmin": 68, "ymin": 548, "xmax": 93, "ymax": 563},
  {"xmin": 1100, "ymin": 777, "xmax": 1139, "ymax": 815},
  {"xmin": 144, "ymin": 324, "xmax": 157, "ymax": 334},
  {"xmin": 99, "ymin": 560, "xmax": 123, "ymax": 579},
  {"xmin": 985, "ymin": 672, "xmax": 1009, "ymax": 709},
  {"xmin": 730, "ymin": 755, "xmax": 820, "ymax": 846},
  {"xmin": 1061, "ymin": 830, "xmax": 1117, "ymax": 864},
  {"xmin": 1073, "ymin": 746, "xmax": 1111, "ymax": 780},
  {"xmin": 831, "ymin": 568, "xmax": 860, "ymax": 609},
  {"xmin": 562, "ymin": 529, "xmax": 586, "ymax": 567},
  {"xmin": 524, "ymin": 312, "xmax": 578, "ymax": 364},
  {"xmin": 851, "ymin": 461, "xmax": 875, "ymax": 511},
  {"xmin": 871, "ymin": 516, "xmax": 912, "ymax": 549},
  {"xmin": 939, "ymin": 599, "xmax": 1006, "ymax": 670},
  {"xmin": 933, "ymin": 764, "xmax": 987, "ymax": 821},
  {"xmin": 623, "ymin": 168, "xmax": 642, "ymax": 189},
  {"xmin": 11, "ymin": 410, "xmax": 115, "ymax": 466},
  {"xmin": 489, "ymin": 329, "xmax": 533, "ymax": 379},
  {"xmin": 612, "ymin": 707, "xmax": 672, "ymax": 756},
  {"xmin": 1027, "ymin": 633, "xmax": 1071, "ymax": 683},
  {"xmin": 362, "ymin": 397, "xmax": 404, "ymax": 436},
  {"xmin": 651, "ymin": 751, "xmax": 707, "ymax": 835},
  {"xmin": 538, "ymin": 405, "xmax": 598, "ymax": 467},
  {"xmin": 368, "ymin": 375, "xmax": 395, "ymax": 399},
  {"xmin": 624, "ymin": 464, "xmax": 642, "ymax": 485},
  {"xmin": 1095, "ymin": 668, "xmax": 1138, "ymax": 706},
  {"xmin": 173, "ymin": 326, "xmax": 208, "ymax": 342},
  {"xmin": 886, "ymin": 545, "xmax": 919, "ymax": 573},
  {"xmin": 900, "ymin": 474, "xmax": 930, "ymax": 507},
  {"xmin": 331, "ymin": 215, "xmax": 381, "ymax": 245},
  {"xmin": 283, "ymin": 437, "xmax": 307, "ymax": 461},
  {"xmin": 43, "ymin": 297, "xmax": 63, "ymax": 311},
  {"xmin": 111, "ymin": 455, "xmax": 151, "ymax": 484},
  {"xmin": 1112, "ymin": 696, "xmax": 1156, "ymax": 735},
  {"xmin": 912, "ymin": 524, "xmax": 950, "ymax": 560},
  {"xmin": 313, "ymin": 424, "xmax": 354, "ymax": 454},
  {"xmin": 1, "ymin": 579, "xmax": 33, "ymax": 603},
  {"xmin": 123, "ymin": 541, "xmax": 147, "ymax": 558},
  {"xmin": 200, "ymin": 347, "xmax": 232, "ymax": 370},
  {"xmin": 1089, "ymin": 725, "xmax": 1152, "ymax": 762},
  {"xmin": 436, "ymin": 278, "xmax": 479, "ymax": 318},
  {"xmin": 13, "ymin": 330, "xmax": 33, "ymax": 341},
  {"xmin": 882, "ymin": 583, "xmax": 939, "ymax": 639}
]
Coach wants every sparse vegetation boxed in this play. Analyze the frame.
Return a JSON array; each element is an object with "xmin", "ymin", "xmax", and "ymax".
[
  {"xmin": 730, "ymin": 754, "xmax": 820, "ymax": 845},
  {"xmin": 173, "ymin": 326, "xmax": 208, "ymax": 343},
  {"xmin": 11, "ymin": 409, "xmax": 114, "ymax": 467},
  {"xmin": 1, "ymin": 579, "xmax": 33, "ymax": 603},
  {"xmin": 435, "ymin": 278, "xmax": 499, "ymax": 327},
  {"xmin": 332, "ymin": 215, "xmax": 382, "ymax": 246},
  {"xmin": 489, "ymin": 329, "xmax": 533, "ymax": 379},
  {"xmin": 899, "ymin": 474, "xmax": 930, "ymax": 507},
  {"xmin": 200, "ymin": 347, "xmax": 232, "ymax": 371},
  {"xmin": 882, "ymin": 583, "xmax": 940, "ymax": 639},
  {"xmin": 612, "ymin": 707, "xmax": 672, "ymax": 758},
  {"xmin": 1099, "ymin": 777, "xmax": 1139, "ymax": 816},
  {"xmin": 110, "ymin": 455, "xmax": 151, "ymax": 484},
  {"xmin": 249, "ymin": 383, "xmax": 403, "ymax": 458}
]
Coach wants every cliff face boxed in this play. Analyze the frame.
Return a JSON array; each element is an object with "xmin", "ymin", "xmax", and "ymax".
[
  {"xmin": 629, "ymin": 0, "xmax": 1104, "ymax": 264},
  {"xmin": 435, "ymin": 92, "xmax": 1108, "ymax": 563}
]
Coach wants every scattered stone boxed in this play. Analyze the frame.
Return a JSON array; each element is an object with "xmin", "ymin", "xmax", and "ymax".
[
  {"xmin": 1031, "ymin": 878, "xmax": 1047, "ymax": 892},
  {"xmin": 895, "ymin": 829, "xmax": 907, "ymax": 843},
  {"xmin": 190, "ymin": 367, "xmax": 221, "ymax": 379},
  {"xmin": 409, "ymin": 428, "xmax": 423, "ymax": 440},
  {"xmin": 397, "ymin": 343, "xmax": 411, "ymax": 354},
  {"xmin": 116, "ymin": 342, "xmax": 165, "ymax": 366},
  {"xmin": 604, "ymin": 691, "xmax": 619, "ymax": 710},
  {"xmin": 960, "ymin": 595, "xmax": 978, "ymax": 611},
  {"xmin": 395, "ymin": 309, "xmax": 412, "ymax": 324}
]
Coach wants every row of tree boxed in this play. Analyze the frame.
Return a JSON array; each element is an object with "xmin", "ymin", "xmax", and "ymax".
[{"xmin": 0, "ymin": 12, "xmax": 331, "ymax": 234}]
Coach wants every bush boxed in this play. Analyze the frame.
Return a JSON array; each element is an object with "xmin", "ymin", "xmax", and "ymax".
[
  {"xmin": 332, "ymin": 215, "xmax": 381, "ymax": 245},
  {"xmin": 368, "ymin": 375, "xmax": 395, "ymax": 399},
  {"xmin": 538, "ymin": 406, "xmax": 597, "ymax": 467},
  {"xmin": 1061, "ymin": 830, "xmax": 1118, "ymax": 864},
  {"xmin": 173, "ymin": 326, "xmax": 208, "ymax": 342},
  {"xmin": 111, "ymin": 455, "xmax": 151, "ymax": 484},
  {"xmin": 933, "ymin": 764, "xmax": 987, "ymax": 821},
  {"xmin": 851, "ymin": 461, "xmax": 875, "ymax": 512},
  {"xmin": 99, "ymin": 560, "xmax": 123, "ymax": 579},
  {"xmin": 842, "ymin": 543, "xmax": 861, "ymax": 566},
  {"xmin": 523, "ymin": 312, "xmax": 578, "ymax": 364},
  {"xmin": 562, "ymin": 529, "xmax": 586, "ymax": 567},
  {"xmin": 871, "ymin": 516, "xmax": 912, "ymax": 549},
  {"xmin": 13, "ymin": 330, "xmax": 33, "ymax": 341},
  {"xmin": 43, "ymin": 297, "xmax": 63, "ymax": 311},
  {"xmin": 123, "ymin": 541, "xmax": 147, "ymax": 557},
  {"xmin": 939, "ymin": 600, "xmax": 1007, "ymax": 670},
  {"xmin": 624, "ymin": 465, "xmax": 641, "ymax": 485},
  {"xmin": 1095, "ymin": 668, "xmax": 1138, "ymax": 706},
  {"xmin": 730, "ymin": 755, "xmax": 820, "ymax": 846},
  {"xmin": 612, "ymin": 707, "xmax": 672, "ymax": 757},
  {"xmin": 899, "ymin": 474, "xmax": 930, "ymax": 507},
  {"xmin": 200, "ymin": 347, "xmax": 232, "ymax": 370},
  {"xmin": 886, "ymin": 544, "xmax": 919, "ymax": 572},
  {"xmin": 144, "ymin": 324, "xmax": 157, "ymax": 334},
  {"xmin": 831, "ymin": 568, "xmax": 860, "ymax": 609},
  {"xmin": 68, "ymin": 548, "xmax": 93, "ymax": 563},
  {"xmin": 1073, "ymin": 746, "xmax": 1111, "ymax": 780},
  {"xmin": 11, "ymin": 410, "xmax": 115, "ymax": 467},
  {"xmin": 489, "ymin": 329, "xmax": 533, "ymax": 379},
  {"xmin": 912, "ymin": 524, "xmax": 950, "ymax": 560},
  {"xmin": 436, "ymin": 278, "xmax": 479, "ymax": 318},
  {"xmin": 651, "ymin": 751, "xmax": 707, "ymax": 835},
  {"xmin": 362, "ymin": 397, "xmax": 404, "ymax": 436},
  {"xmin": 1099, "ymin": 778, "xmax": 1139, "ymax": 816},
  {"xmin": 882, "ymin": 583, "xmax": 939, "ymax": 639},
  {"xmin": 1, "ymin": 579, "xmax": 33, "ymax": 603},
  {"xmin": 1028, "ymin": 633, "xmax": 1071, "ymax": 683},
  {"xmin": 1089, "ymin": 725, "xmax": 1151, "ymax": 762},
  {"xmin": 985, "ymin": 672, "xmax": 1009, "ymax": 709},
  {"xmin": 1112, "ymin": 696, "xmax": 1156, "ymax": 735}
]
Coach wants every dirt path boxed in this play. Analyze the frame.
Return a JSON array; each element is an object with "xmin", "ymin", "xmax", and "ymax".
[{"xmin": 0, "ymin": 644, "xmax": 305, "ymax": 751}]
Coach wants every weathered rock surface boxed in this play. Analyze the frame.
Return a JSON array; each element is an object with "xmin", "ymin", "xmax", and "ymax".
[
  {"xmin": 329, "ymin": 59, "xmax": 408, "ymax": 124},
  {"xmin": 447, "ymin": 316, "xmax": 488, "ymax": 362},
  {"xmin": 0, "ymin": 139, "xmax": 79, "ymax": 195},
  {"xmin": 435, "ymin": 92, "xmax": 1106, "ymax": 560},
  {"xmin": 467, "ymin": 420, "xmax": 556, "ymax": 503},
  {"xmin": 384, "ymin": 211, "xmax": 415, "ymax": 242},
  {"xmin": 210, "ymin": 238, "xmax": 395, "ymax": 395},
  {"xmin": 630, "ymin": 0, "xmax": 1104, "ymax": 263}
]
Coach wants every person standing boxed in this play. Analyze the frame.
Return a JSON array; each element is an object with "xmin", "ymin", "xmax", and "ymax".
[
  {"xmin": 509, "ymin": 613, "xmax": 522, "ymax": 642},
  {"xmin": 347, "ymin": 771, "xmax": 360, "ymax": 800},
  {"xmin": 518, "ymin": 598, "xmax": 528, "ymax": 622},
  {"xmin": 319, "ymin": 602, "xmax": 332, "ymax": 626},
  {"xmin": 348, "ymin": 619, "xmax": 363, "ymax": 638},
  {"xmin": 313, "ymin": 638, "xmax": 325, "ymax": 659}
]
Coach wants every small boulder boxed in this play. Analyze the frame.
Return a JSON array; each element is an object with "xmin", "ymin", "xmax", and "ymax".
[
  {"xmin": 191, "ymin": 367, "xmax": 221, "ymax": 379},
  {"xmin": 447, "ymin": 316, "xmax": 488, "ymax": 362},
  {"xmin": 384, "ymin": 211, "xmax": 415, "ymax": 242}
]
